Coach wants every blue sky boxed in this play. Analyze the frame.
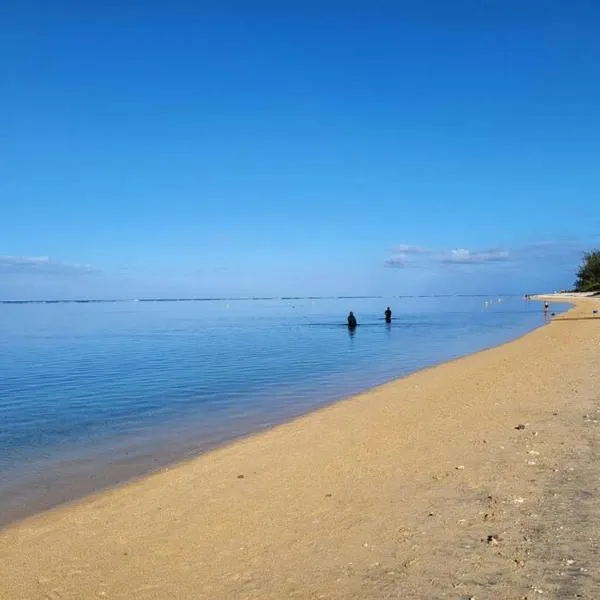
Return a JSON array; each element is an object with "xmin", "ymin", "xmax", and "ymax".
[{"xmin": 2, "ymin": 1, "xmax": 600, "ymax": 299}]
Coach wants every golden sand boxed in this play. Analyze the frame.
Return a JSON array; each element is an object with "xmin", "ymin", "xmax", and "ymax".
[{"xmin": 2, "ymin": 296, "xmax": 600, "ymax": 599}]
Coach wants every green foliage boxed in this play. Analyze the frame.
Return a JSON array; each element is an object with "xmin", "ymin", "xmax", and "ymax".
[{"xmin": 575, "ymin": 250, "xmax": 600, "ymax": 292}]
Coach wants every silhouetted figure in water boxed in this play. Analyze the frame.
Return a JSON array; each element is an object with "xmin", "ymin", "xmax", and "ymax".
[
  {"xmin": 543, "ymin": 301, "xmax": 550, "ymax": 321},
  {"xmin": 384, "ymin": 306, "xmax": 392, "ymax": 323},
  {"xmin": 347, "ymin": 311, "xmax": 357, "ymax": 329}
]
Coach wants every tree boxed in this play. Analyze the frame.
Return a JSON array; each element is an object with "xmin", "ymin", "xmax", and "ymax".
[{"xmin": 575, "ymin": 250, "xmax": 600, "ymax": 292}]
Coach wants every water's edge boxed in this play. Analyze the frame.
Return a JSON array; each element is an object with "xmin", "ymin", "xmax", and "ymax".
[{"xmin": 0, "ymin": 302, "xmax": 568, "ymax": 529}]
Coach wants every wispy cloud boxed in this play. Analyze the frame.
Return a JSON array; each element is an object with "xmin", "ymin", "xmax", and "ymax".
[
  {"xmin": 519, "ymin": 238, "xmax": 599, "ymax": 261},
  {"xmin": 0, "ymin": 256, "xmax": 98, "ymax": 275},
  {"xmin": 440, "ymin": 248, "xmax": 510, "ymax": 265},
  {"xmin": 522, "ymin": 240, "xmax": 556, "ymax": 249},
  {"xmin": 384, "ymin": 243, "xmax": 433, "ymax": 269},
  {"xmin": 385, "ymin": 243, "xmax": 510, "ymax": 269},
  {"xmin": 390, "ymin": 244, "xmax": 432, "ymax": 255},
  {"xmin": 384, "ymin": 236, "xmax": 600, "ymax": 271},
  {"xmin": 384, "ymin": 255, "xmax": 409, "ymax": 269}
]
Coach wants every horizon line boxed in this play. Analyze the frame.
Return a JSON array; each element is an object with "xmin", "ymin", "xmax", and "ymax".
[{"xmin": 0, "ymin": 293, "xmax": 531, "ymax": 305}]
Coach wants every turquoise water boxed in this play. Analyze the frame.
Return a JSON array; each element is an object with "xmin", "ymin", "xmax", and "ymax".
[{"xmin": 0, "ymin": 296, "xmax": 564, "ymax": 524}]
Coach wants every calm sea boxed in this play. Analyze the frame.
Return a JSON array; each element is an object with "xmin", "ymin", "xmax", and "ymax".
[{"xmin": 0, "ymin": 295, "xmax": 565, "ymax": 525}]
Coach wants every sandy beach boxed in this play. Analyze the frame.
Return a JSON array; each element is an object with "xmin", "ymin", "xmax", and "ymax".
[{"xmin": 2, "ymin": 295, "xmax": 600, "ymax": 599}]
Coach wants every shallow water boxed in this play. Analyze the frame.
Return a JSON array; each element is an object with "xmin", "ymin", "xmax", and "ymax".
[{"xmin": 0, "ymin": 295, "xmax": 566, "ymax": 525}]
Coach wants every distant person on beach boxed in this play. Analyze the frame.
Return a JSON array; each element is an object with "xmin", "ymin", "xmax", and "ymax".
[
  {"xmin": 384, "ymin": 307, "xmax": 392, "ymax": 323},
  {"xmin": 347, "ymin": 311, "xmax": 357, "ymax": 329}
]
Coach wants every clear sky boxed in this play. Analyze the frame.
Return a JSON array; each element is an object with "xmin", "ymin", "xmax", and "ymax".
[{"xmin": 2, "ymin": 1, "xmax": 600, "ymax": 299}]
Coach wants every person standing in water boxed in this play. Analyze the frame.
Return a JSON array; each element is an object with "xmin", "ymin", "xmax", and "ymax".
[
  {"xmin": 384, "ymin": 306, "xmax": 392, "ymax": 323},
  {"xmin": 347, "ymin": 311, "xmax": 357, "ymax": 329},
  {"xmin": 543, "ymin": 301, "xmax": 550, "ymax": 319}
]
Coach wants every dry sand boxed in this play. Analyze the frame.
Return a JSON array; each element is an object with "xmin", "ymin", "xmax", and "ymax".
[{"xmin": 2, "ymin": 296, "xmax": 600, "ymax": 599}]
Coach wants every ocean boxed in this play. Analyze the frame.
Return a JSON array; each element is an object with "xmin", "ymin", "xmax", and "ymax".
[{"xmin": 0, "ymin": 295, "xmax": 565, "ymax": 525}]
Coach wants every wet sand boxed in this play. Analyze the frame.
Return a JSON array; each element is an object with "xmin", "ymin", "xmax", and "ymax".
[{"xmin": 2, "ymin": 295, "xmax": 600, "ymax": 599}]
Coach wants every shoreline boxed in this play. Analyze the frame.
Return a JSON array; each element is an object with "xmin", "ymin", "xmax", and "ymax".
[
  {"xmin": 0, "ymin": 297, "xmax": 559, "ymax": 529},
  {"xmin": 2, "ymin": 295, "xmax": 600, "ymax": 598}
]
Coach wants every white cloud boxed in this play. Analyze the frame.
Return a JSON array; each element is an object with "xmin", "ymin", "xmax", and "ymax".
[
  {"xmin": 384, "ymin": 244, "xmax": 511, "ymax": 268},
  {"xmin": 384, "ymin": 243, "xmax": 433, "ymax": 269},
  {"xmin": 440, "ymin": 248, "xmax": 510, "ymax": 264},
  {"xmin": 384, "ymin": 254, "xmax": 409, "ymax": 268},
  {"xmin": 0, "ymin": 256, "xmax": 97, "ymax": 275},
  {"xmin": 390, "ymin": 244, "xmax": 432, "ymax": 255}
]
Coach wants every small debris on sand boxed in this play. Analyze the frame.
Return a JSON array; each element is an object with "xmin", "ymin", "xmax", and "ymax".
[
  {"xmin": 515, "ymin": 424, "xmax": 526, "ymax": 430},
  {"xmin": 531, "ymin": 586, "xmax": 544, "ymax": 594}
]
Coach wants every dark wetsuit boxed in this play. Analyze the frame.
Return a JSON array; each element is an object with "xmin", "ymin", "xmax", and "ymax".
[
  {"xmin": 384, "ymin": 309, "xmax": 392, "ymax": 323},
  {"xmin": 347, "ymin": 314, "xmax": 357, "ymax": 329}
]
